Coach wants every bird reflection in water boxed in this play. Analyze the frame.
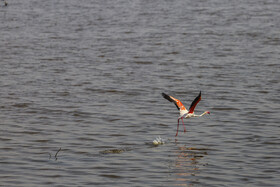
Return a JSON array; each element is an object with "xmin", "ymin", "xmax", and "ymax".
[{"xmin": 173, "ymin": 145, "xmax": 208, "ymax": 186}]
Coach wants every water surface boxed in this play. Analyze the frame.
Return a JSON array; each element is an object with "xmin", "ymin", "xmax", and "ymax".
[{"xmin": 0, "ymin": 0, "xmax": 280, "ymax": 186}]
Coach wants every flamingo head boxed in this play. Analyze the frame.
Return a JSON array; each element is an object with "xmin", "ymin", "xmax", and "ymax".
[{"xmin": 205, "ymin": 111, "xmax": 210, "ymax": 115}]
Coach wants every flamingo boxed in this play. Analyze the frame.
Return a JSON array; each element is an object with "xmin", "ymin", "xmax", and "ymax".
[{"xmin": 162, "ymin": 91, "xmax": 210, "ymax": 136}]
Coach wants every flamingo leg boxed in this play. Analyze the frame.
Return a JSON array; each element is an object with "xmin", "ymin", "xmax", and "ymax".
[
  {"xmin": 176, "ymin": 118, "xmax": 180, "ymax": 136},
  {"xmin": 181, "ymin": 118, "xmax": 186, "ymax": 132}
]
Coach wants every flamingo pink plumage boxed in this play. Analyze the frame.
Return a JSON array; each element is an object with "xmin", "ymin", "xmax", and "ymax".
[{"xmin": 162, "ymin": 91, "xmax": 210, "ymax": 136}]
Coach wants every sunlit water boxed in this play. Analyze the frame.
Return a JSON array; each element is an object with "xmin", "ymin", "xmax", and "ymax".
[{"xmin": 0, "ymin": 0, "xmax": 279, "ymax": 186}]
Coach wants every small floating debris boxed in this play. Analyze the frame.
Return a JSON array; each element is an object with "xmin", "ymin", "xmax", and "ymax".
[
  {"xmin": 153, "ymin": 136, "xmax": 165, "ymax": 146},
  {"xmin": 48, "ymin": 147, "xmax": 62, "ymax": 161},
  {"xmin": 55, "ymin": 147, "xmax": 61, "ymax": 160}
]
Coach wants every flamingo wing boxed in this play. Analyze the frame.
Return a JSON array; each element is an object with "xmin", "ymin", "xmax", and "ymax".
[
  {"xmin": 162, "ymin": 93, "xmax": 187, "ymax": 111},
  {"xmin": 188, "ymin": 91, "xmax": 201, "ymax": 113}
]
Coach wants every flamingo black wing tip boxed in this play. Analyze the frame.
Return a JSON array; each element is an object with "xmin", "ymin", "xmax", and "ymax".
[
  {"xmin": 189, "ymin": 91, "xmax": 202, "ymax": 111},
  {"xmin": 161, "ymin": 92, "xmax": 167, "ymax": 99},
  {"xmin": 162, "ymin": 92, "xmax": 174, "ymax": 102}
]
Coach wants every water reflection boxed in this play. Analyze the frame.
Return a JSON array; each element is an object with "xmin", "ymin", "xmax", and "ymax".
[{"xmin": 173, "ymin": 144, "xmax": 208, "ymax": 186}]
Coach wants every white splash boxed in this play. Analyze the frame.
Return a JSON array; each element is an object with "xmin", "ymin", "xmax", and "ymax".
[{"xmin": 153, "ymin": 136, "xmax": 165, "ymax": 145}]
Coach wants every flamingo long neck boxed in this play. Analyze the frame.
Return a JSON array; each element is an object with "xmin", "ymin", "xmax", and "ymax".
[
  {"xmin": 182, "ymin": 111, "xmax": 209, "ymax": 118},
  {"xmin": 199, "ymin": 111, "xmax": 209, "ymax": 117},
  {"xmin": 192, "ymin": 111, "xmax": 208, "ymax": 117}
]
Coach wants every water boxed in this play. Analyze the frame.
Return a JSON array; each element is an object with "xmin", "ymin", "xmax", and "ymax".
[{"xmin": 0, "ymin": 0, "xmax": 280, "ymax": 186}]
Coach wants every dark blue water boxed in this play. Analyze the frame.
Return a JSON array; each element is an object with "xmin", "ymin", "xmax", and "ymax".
[{"xmin": 0, "ymin": 0, "xmax": 279, "ymax": 186}]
